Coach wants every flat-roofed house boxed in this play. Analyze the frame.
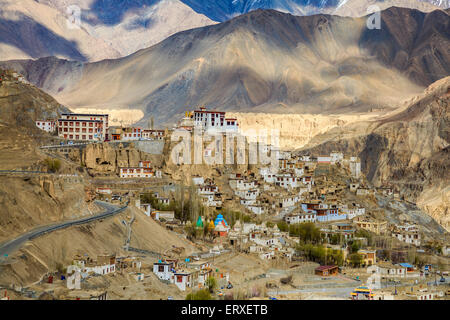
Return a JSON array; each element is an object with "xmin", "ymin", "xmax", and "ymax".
[
  {"xmin": 173, "ymin": 269, "xmax": 199, "ymax": 291},
  {"xmin": 315, "ymin": 265, "xmax": 339, "ymax": 276},
  {"xmin": 358, "ymin": 249, "xmax": 377, "ymax": 266},
  {"xmin": 193, "ymin": 107, "xmax": 238, "ymax": 133},
  {"xmin": 153, "ymin": 261, "xmax": 176, "ymax": 281},
  {"xmin": 36, "ymin": 120, "xmax": 56, "ymax": 133}
]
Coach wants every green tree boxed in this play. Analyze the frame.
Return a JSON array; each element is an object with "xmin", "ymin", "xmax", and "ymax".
[
  {"xmin": 289, "ymin": 222, "xmax": 322, "ymax": 244},
  {"xmin": 355, "ymin": 229, "xmax": 373, "ymax": 246},
  {"xmin": 205, "ymin": 276, "xmax": 217, "ymax": 293},
  {"xmin": 349, "ymin": 253, "xmax": 363, "ymax": 267},
  {"xmin": 330, "ymin": 234, "xmax": 340, "ymax": 245},
  {"xmin": 329, "ymin": 249, "xmax": 344, "ymax": 266},
  {"xmin": 186, "ymin": 289, "xmax": 212, "ymax": 300},
  {"xmin": 350, "ymin": 241, "xmax": 360, "ymax": 254},
  {"xmin": 44, "ymin": 158, "xmax": 61, "ymax": 173},
  {"xmin": 141, "ymin": 188, "xmax": 206, "ymax": 223},
  {"xmin": 295, "ymin": 243, "xmax": 346, "ymax": 265},
  {"xmin": 277, "ymin": 221, "xmax": 289, "ymax": 232}
]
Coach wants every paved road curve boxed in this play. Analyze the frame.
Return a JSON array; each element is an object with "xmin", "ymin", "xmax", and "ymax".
[{"xmin": 0, "ymin": 201, "xmax": 127, "ymax": 261}]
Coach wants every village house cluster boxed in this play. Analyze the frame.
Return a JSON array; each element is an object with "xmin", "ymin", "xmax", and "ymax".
[
  {"xmin": 152, "ymin": 258, "xmax": 229, "ymax": 291},
  {"xmin": 109, "ymin": 127, "xmax": 166, "ymax": 141},
  {"xmin": 59, "ymin": 253, "xmax": 144, "ymax": 297},
  {"xmin": 228, "ymin": 220, "xmax": 295, "ymax": 261},
  {"xmin": 138, "ymin": 191, "xmax": 176, "ymax": 222},
  {"xmin": 222, "ymin": 151, "xmax": 367, "ymax": 224},
  {"xmin": 151, "ymin": 217, "xmax": 234, "ymax": 292},
  {"xmin": 29, "ymin": 105, "xmax": 447, "ymax": 301},
  {"xmin": 179, "ymin": 147, "xmax": 428, "ymax": 263},
  {"xmin": 193, "ymin": 176, "xmax": 223, "ymax": 208},
  {"xmin": 167, "ymin": 146, "xmax": 432, "ymax": 273}
]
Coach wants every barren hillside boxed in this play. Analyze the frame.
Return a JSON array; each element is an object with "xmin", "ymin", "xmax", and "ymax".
[
  {"xmin": 0, "ymin": 69, "xmax": 68, "ymax": 169},
  {"xmin": 0, "ymin": 69, "xmax": 98, "ymax": 242}
]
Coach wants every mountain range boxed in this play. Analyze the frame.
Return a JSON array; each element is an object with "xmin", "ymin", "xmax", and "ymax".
[
  {"xmin": 0, "ymin": 0, "xmax": 448, "ymax": 62},
  {"xmin": 0, "ymin": 0, "xmax": 215, "ymax": 62},
  {"xmin": 180, "ymin": 0, "xmax": 449, "ymax": 21},
  {"xmin": 1, "ymin": 7, "xmax": 448, "ymax": 126}
]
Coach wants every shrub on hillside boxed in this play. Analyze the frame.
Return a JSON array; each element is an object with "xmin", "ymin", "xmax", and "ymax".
[
  {"xmin": 186, "ymin": 289, "xmax": 212, "ymax": 300},
  {"xmin": 44, "ymin": 158, "xmax": 61, "ymax": 172}
]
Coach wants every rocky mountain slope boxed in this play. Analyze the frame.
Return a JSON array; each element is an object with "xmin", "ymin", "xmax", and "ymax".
[
  {"xmin": 300, "ymin": 76, "xmax": 449, "ymax": 231},
  {"xmin": 2, "ymin": 7, "xmax": 448, "ymax": 126},
  {"xmin": 0, "ymin": 0, "xmax": 215, "ymax": 62},
  {"xmin": 0, "ymin": 69, "xmax": 69, "ymax": 170},
  {"xmin": 0, "ymin": 69, "xmax": 100, "ymax": 243},
  {"xmin": 329, "ymin": 0, "xmax": 449, "ymax": 17},
  {"xmin": 1, "ymin": 0, "xmax": 446, "ymax": 62}
]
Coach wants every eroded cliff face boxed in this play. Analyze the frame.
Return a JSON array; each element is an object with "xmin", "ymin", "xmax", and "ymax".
[
  {"xmin": 69, "ymin": 142, "xmax": 164, "ymax": 175},
  {"xmin": 417, "ymin": 185, "xmax": 450, "ymax": 231},
  {"xmin": 228, "ymin": 112, "xmax": 377, "ymax": 149},
  {"xmin": 300, "ymin": 77, "xmax": 450, "ymax": 231}
]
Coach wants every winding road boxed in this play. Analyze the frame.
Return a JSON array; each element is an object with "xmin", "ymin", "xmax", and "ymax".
[{"xmin": 0, "ymin": 201, "xmax": 127, "ymax": 261}]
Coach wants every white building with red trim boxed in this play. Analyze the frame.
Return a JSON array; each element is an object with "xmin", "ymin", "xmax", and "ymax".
[
  {"xmin": 392, "ymin": 231, "xmax": 421, "ymax": 246},
  {"xmin": 153, "ymin": 261, "xmax": 176, "ymax": 282},
  {"xmin": 35, "ymin": 120, "xmax": 56, "ymax": 133},
  {"xmin": 229, "ymin": 178, "xmax": 257, "ymax": 191},
  {"xmin": 285, "ymin": 212, "xmax": 317, "ymax": 224},
  {"xmin": 193, "ymin": 107, "xmax": 239, "ymax": 133},
  {"xmin": 119, "ymin": 161, "xmax": 162, "ymax": 178},
  {"xmin": 142, "ymin": 129, "xmax": 165, "ymax": 140},
  {"xmin": 173, "ymin": 270, "xmax": 199, "ymax": 291},
  {"xmin": 57, "ymin": 113, "xmax": 109, "ymax": 141},
  {"xmin": 121, "ymin": 127, "xmax": 142, "ymax": 140}
]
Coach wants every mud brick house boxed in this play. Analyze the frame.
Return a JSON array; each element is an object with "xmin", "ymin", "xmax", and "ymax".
[{"xmin": 315, "ymin": 265, "xmax": 339, "ymax": 276}]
